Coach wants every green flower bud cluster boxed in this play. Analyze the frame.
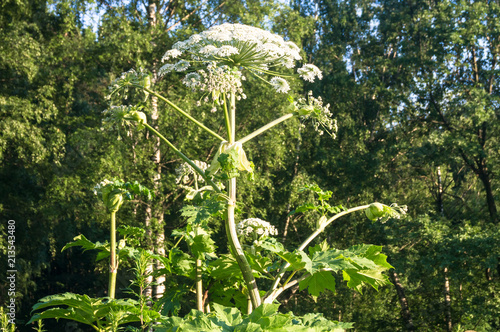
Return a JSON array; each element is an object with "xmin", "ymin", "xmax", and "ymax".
[
  {"xmin": 102, "ymin": 105, "xmax": 147, "ymax": 131},
  {"xmin": 365, "ymin": 202, "xmax": 408, "ymax": 223},
  {"xmin": 93, "ymin": 179, "xmax": 153, "ymax": 213},
  {"xmin": 108, "ymin": 68, "xmax": 151, "ymax": 100},
  {"xmin": 206, "ymin": 142, "xmax": 254, "ymax": 179},
  {"xmin": 95, "ymin": 180, "xmax": 126, "ymax": 213},
  {"xmin": 289, "ymin": 91, "xmax": 338, "ymax": 137}
]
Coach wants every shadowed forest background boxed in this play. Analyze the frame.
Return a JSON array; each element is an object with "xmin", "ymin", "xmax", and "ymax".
[{"xmin": 0, "ymin": 0, "xmax": 499, "ymax": 331}]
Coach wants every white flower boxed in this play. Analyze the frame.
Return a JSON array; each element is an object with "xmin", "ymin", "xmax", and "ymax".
[
  {"xmin": 270, "ymin": 77, "xmax": 290, "ymax": 93},
  {"xmin": 183, "ymin": 72, "xmax": 201, "ymax": 89},
  {"xmin": 236, "ymin": 218, "xmax": 278, "ymax": 237},
  {"xmin": 200, "ymin": 45, "xmax": 218, "ymax": 55},
  {"xmin": 174, "ymin": 60, "xmax": 190, "ymax": 72},
  {"xmin": 296, "ymin": 91, "xmax": 337, "ymax": 138},
  {"xmin": 216, "ymin": 45, "xmax": 239, "ymax": 57},
  {"xmin": 161, "ymin": 49, "xmax": 183, "ymax": 62},
  {"xmin": 158, "ymin": 63, "xmax": 175, "ymax": 77},
  {"xmin": 157, "ymin": 24, "xmax": 325, "ymax": 100},
  {"xmin": 172, "ymin": 40, "xmax": 188, "ymax": 51},
  {"xmin": 298, "ymin": 64, "xmax": 323, "ymax": 82}
]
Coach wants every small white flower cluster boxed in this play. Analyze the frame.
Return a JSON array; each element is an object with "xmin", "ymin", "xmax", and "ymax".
[
  {"xmin": 93, "ymin": 179, "xmax": 112, "ymax": 195},
  {"xmin": 388, "ymin": 203, "xmax": 408, "ymax": 219},
  {"xmin": 298, "ymin": 64, "xmax": 323, "ymax": 82},
  {"xmin": 193, "ymin": 63, "xmax": 245, "ymax": 101},
  {"xmin": 158, "ymin": 23, "xmax": 322, "ymax": 99},
  {"xmin": 297, "ymin": 91, "xmax": 337, "ymax": 137},
  {"xmin": 236, "ymin": 218, "xmax": 278, "ymax": 238},
  {"xmin": 175, "ymin": 160, "xmax": 208, "ymax": 184},
  {"xmin": 270, "ymin": 77, "xmax": 290, "ymax": 93}
]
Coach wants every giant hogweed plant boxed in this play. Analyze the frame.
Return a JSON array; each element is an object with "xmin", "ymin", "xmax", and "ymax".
[{"xmin": 29, "ymin": 24, "xmax": 406, "ymax": 331}]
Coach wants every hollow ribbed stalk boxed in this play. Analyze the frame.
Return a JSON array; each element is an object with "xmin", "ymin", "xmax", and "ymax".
[
  {"xmin": 223, "ymin": 93, "xmax": 232, "ymax": 142},
  {"xmin": 226, "ymin": 93, "xmax": 262, "ymax": 309},
  {"xmin": 109, "ymin": 211, "xmax": 117, "ymax": 299},
  {"xmin": 195, "ymin": 258, "xmax": 203, "ymax": 312}
]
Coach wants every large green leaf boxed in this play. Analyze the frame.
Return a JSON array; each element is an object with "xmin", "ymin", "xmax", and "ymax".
[
  {"xmin": 61, "ymin": 234, "xmax": 110, "ymax": 261},
  {"xmin": 213, "ymin": 302, "xmax": 244, "ymax": 327},
  {"xmin": 210, "ymin": 254, "xmax": 244, "ymax": 281},
  {"xmin": 279, "ymin": 251, "xmax": 313, "ymax": 273},
  {"xmin": 298, "ymin": 271, "xmax": 336, "ymax": 297}
]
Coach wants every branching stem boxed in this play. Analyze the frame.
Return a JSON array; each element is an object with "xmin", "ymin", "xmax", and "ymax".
[
  {"xmin": 264, "ymin": 205, "xmax": 370, "ymax": 303},
  {"xmin": 225, "ymin": 93, "xmax": 262, "ymax": 309},
  {"xmin": 237, "ymin": 113, "xmax": 294, "ymax": 144},
  {"xmin": 139, "ymin": 86, "xmax": 225, "ymax": 142},
  {"xmin": 143, "ymin": 123, "xmax": 222, "ymax": 195}
]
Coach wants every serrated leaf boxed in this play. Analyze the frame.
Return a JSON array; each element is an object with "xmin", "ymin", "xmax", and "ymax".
[
  {"xmin": 213, "ymin": 303, "xmax": 243, "ymax": 326},
  {"xmin": 190, "ymin": 234, "xmax": 217, "ymax": 259},
  {"xmin": 257, "ymin": 239, "xmax": 285, "ymax": 253},
  {"xmin": 28, "ymin": 307, "xmax": 96, "ymax": 326},
  {"xmin": 62, "ymin": 234, "xmax": 108, "ymax": 252},
  {"xmin": 234, "ymin": 322, "xmax": 263, "ymax": 332},
  {"xmin": 210, "ymin": 254, "xmax": 244, "ymax": 281},
  {"xmin": 248, "ymin": 303, "xmax": 280, "ymax": 322},
  {"xmin": 299, "ymin": 271, "xmax": 336, "ymax": 297},
  {"xmin": 311, "ymin": 250, "xmax": 350, "ymax": 271},
  {"xmin": 356, "ymin": 245, "xmax": 393, "ymax": 269},
  {"xmin": 342, "ymin": 268, "xmax": 391, "ymax": 293},
  {"xmin": 292, "ymin": 203, "xmax": 317, "ymax": 214},
  {"xmin": 279, "ymin": 251, "xmax": 313, "ymax": 273},
  {"xmin": 246, "ymin": 253, "xmax": 275, "ymax": 278},
  {"xmin": 300, "ymin": 312, "xmax": 353, "ymax": 331}
]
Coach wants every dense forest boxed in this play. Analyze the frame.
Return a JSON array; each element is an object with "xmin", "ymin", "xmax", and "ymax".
[{"xmin": 1, "ymin": 0, "xmax": 499, "ymax": 331}]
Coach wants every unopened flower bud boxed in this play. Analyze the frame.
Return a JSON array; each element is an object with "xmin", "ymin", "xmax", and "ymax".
[
  {"xmin": 106, "ymin": 189, "xmax": 124, "ymax": 213},
  {"xmin": 365, "ymin": 203, "xmax": 385, "ymax": 221},
  {"xmin": 129, "ymin": 111, "xmax": 147, "ymax": 124}
]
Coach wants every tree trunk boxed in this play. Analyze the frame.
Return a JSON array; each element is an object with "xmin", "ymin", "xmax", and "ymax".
[
  {"xmin": 437, "ymin": 166, "xmax": 444, "ymax": 216},
  {"xmin": 390, "ymin": 270, "xmax": 415, "ymax": 332},
  {"xmin": 147, "ymin": 1, "xmax": 166, "ymax": 301},
  {"xmin": 443, "ymin": 267, "xmax": 452, "ymax": 332},
  {"xmin": 477, "ymin": 168, "xmax": 498, "ymax": 224}
]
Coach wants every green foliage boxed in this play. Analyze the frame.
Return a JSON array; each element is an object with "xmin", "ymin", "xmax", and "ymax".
[
  {"xmin": 291, "ymin": 184, "xmax": 344, "ymax": 216},
  {"xmin": 0, "ymin": 307, "xmax": 15, "ymax": 332},
  {"xmin": 28, "ymin": 293, "xmax": 162, "ymax": 331},
  {"xmin": 3, "ymin": 0, "xmax": 497, "ymax": 330},
  {"xmin": 155, "ymin": 303, "xmax": 353, "ymax": 331}
]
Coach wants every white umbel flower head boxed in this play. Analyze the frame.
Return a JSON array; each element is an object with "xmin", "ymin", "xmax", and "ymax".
[
  {"xmin": 298, "ymin": 64, "xmax": 323, "ymax": 82},
  {"xmin": 161, "ymin": 49, "xmax": 183, "ymax": 62},
  {"xmin": 270, "ymin": 77, "xmax": 290, "ymax": 93},
  {"xmin": 236, "ymin": 218, "xmax": 278, "ymax": 238},
  {"xmin": 158, "ymin": 23, "xmax": 323, "ymax": 101}
]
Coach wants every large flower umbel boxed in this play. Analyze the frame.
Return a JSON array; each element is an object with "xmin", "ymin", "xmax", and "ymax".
[{"xmin": 159, "ymin": 23, "xmax": 322, "ymax": 99}]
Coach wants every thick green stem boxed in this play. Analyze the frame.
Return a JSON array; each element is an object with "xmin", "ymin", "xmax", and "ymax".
[
  {"xmin": 109, "ymin": 211, "xmax": 117, "ymax": 299},
  {"xmin": 225, "ymin": 93, "xmax": 262, "ymax": 309},
  {"xmin": 142, "ymin": 123, "xmax": 221, "ymax": 195},
  {"xmin": 139, "ymin": 86, "xmax": 225, "ymax": 142},
  {"xmin": 223, "ymin": 93, "xmax": 232, "ymax": 142},
  {"xmin": 264, "ymin": 205, "xmax": 370, "ymax": 303},
  {"xmin": 196, "ymin": 258, "xmax": 203, "ymax": 312},
  {"xmin": 237, "ymin": 113, "xmax": 294, "ymax": 145}
]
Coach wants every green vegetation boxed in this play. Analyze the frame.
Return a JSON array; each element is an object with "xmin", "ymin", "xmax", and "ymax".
[{"xmin": 0, "ymin": 0, "xmax": 498, "ymax": 331}]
